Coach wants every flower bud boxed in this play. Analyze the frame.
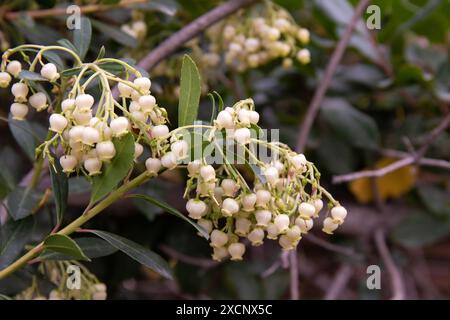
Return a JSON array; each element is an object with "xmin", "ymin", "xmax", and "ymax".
[
  {"xmin": 151, "ymin": 125, "xmax": 169, "ymax": 138},
  {"xmin": 215, "ymin": 110, "xmax": 234, "ymax": 129},
  {"xmin": 171, "ymin": 140, "xmax": 188, "ymax": 160},
  {"xmin": 197, "ymin": 219, "xmax": 213, "ymax": 236},
  {"xmin": 322, "ymin": 217, "xmax": 339, "ymax": 234},
  {"xmin": 298, "ymin": 202, "xmax": 316, "ymax": 220},
  {"xmin": 96, "ymin": 141, "xmax": 116, "ymax": 161},
  {"xmin": 75, "ymin": 94, "xmax": 95, "ymax": 112},
  {"xmin": 274, "ymin": 214, "xmax": 290, "ymax": 233},
  {"xmin": 313, "ymin": 199, "xmax": 323, "ymax": 216},
  {"xmin": 221, "ymin": 198, "xmax": 240, "ymax": 217},
  {"xmin": 264, "ymin": 166, "xmax": 279, "ymax": 185},
  {"xmin": 60, "ymin": 155, "xmax": 78, "ymax": 173},
  {"xmin": 6, "ymin": 60, "xmax": 22, "ymax": 77},
  {"xmin": 145, "ymin": 157, "xmax": 161, "ymax": 175},
  {"xmin": 134, "ymin": 142, "xmax": 144, "ymax": 160},
  {"xmin": 139, "ymin": 95, "xmax": 156, "ymax": 112},
  {"xmin": 186, "ymin": 199, "xmax": 207, "ymax": 219},
  {"xmin": 118, "ymin": 82, "xmax": 133, "ymax": 98},
  {"xmin": 247, "ymin": 228, "xmax": 264, "ymax": 246},
  {"xmin": 242, "ymin": 193, "xmax": 257, "ymax": 211},
  {"xmin": 10, "ymin": 103, "xmax": 28, "ymax": 120},
  {"xmin": 73, "ymin": 110, "xmax": 92, "ymax": 125},
  {"xmin": 296, "ymin": 49, "xmax": 311, "ymax": 64},
  {"xmin": 255, "ymin": 209, "xmax": 272, "ymax": 227},
  {"xmin": 266, "ymin": 223, "xmax": 280, "ymax": 240},
  {"xmin": 235, "ymin": 218, "xmax": 252, "ymax": 236},
  {"xmin": 256, "ymin": 189, "xmax": 271, "ymax": 207},
  {"xmin": 29, "ymin": 92, "xmax": 48, "ymax": 111},
  {"xmin": 297, "ymin": 28, "xmax": 310, "ymax": 44},
  {"xmin": 212, "ymin": 246, "xmax": 229, "ymax": 262},
  {"xmin": 110, "ymin": 117, "xmax": 129, "ymax": 137},
  {"xmin": 129, "ymin": 101, "xmax": 141, "ymax": 113},
  {"xmin": 187, "ymin": 160, "xmax": 201, "ymax": 176},
  {"xmin": 234, "ymin": 127, "xmax": 251, "ymax": 144},
  {"xmin": 223, "ymin": 25, "xmax": 236, "ymax": 40},
  {"xmin": 0, "ymin": 72, "xmax": 11, "ymax": 88},
  {"xmin": 290, "ymin": 153, "xmax": 307, "ymax": 171},
  {"xmin": 244, "ymin": 38, "xmax": 260, "ymax": 53},
  {"xmin": 237, "ymin": 109, "xmax": 251, "ymax": 126},
  {"xmin": 221, "ymin": 179, "xmax": 239, "ymax": 197},
  {"xmin": 69, "ymin": 126, "xmax": 84, "ymax": 142},
  {"xmin": 134, "ymin": 77, "xmax": 151, "ymax": 93},
  {"xmin": 11, "ymin": 83, "xmax": 29, "ymax": 102},
  {"xmin": 49, "ymin": 114, "xmax": 68, "ymax": 133},
  {"xmin": 286, "ymin": 225, "xmax": 302, "ymax": 241},
  {"xmin": 279, "ymin": 234, "xmax": 295, "ymax": 250},
  {"xmin": 82, "ymin": 127, "xmax": 100, "ymax": 145},
  {"xmin": 295, "ymin": 217, "xmax": 313, "ymax": 233},
  {"xmin": 161, "ymin": 152, "xmax": 177, "ymax": 169},
  {"xmin": 210, "ymin": 230, "xmax": 228, "ymax": 248},
  {"xmin": 200, "ymin": 165, "xmax": 215, "ymax": 182},
  {"xmin": 331, "ymin": 206, "xmax": 347, "ymax": 225},
  {"xmin": 274, "ymin": 18, "xmax": 290, "ymax": 32},
  {"xmin": 228, "ymin": 243, "xmax": 245, "ymax": 261},
  {"xmin": 197, "ymin": 181, "xmax": 215, "ymax": 197},
  {"xmin": 249, "ymin": 111, "xmax": 259, "ymax": 124},
  {"xmin": 40, "ymin": 63, "xmax": 59, "ymax": 81},
  {"xmin": 267, "ymin": 27, "xmax": 280, "ymax": 41},
  {"xmin": 84, "ymin": 157, "xmax": 102, "ymax": 176},
  {"xmin": 61, "ymin": 99, "xmax": 75, "ymax": 112}
]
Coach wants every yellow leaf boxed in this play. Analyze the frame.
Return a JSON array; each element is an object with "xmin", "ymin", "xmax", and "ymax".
[{"xmin": 349, "ymin": 157, "xmax": 417, "ymax": 204}]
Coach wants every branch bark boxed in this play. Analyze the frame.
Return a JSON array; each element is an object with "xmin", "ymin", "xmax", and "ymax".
[
  {"xmin": 295, "ymin": 0, "xmax": 372, "ymax": 151},
  {"xmin": 333, "ymin": 113, "xmax": 450, "ymax": 184}
]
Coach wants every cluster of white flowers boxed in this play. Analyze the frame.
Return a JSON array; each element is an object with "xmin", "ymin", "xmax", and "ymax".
[
  {"xmin": 181, "ymin": 100, "xmax": 346, "ymax": 262},
  {"xmin": 1, "ymin": 48, "xmax": 169, "ymax": 177},
  {"xmin": 203, "ymin": 2, "xmax": 311, "ymax": 72}
]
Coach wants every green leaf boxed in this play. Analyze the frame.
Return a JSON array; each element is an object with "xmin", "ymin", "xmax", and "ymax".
[
  {"xmin": 96, "ymin": 46, "xmax": 106, "ymax": 61},
  {"xmin": 87, "ymin": 230, "xmax": 173, "ymax": 279},
  {"xmin": 207, "ymin": 93, "xmax": 216, "ymax": 125},
  {"xmin": 57, "ymin": 38, "xmax": 78, "ymax": 53},
  {"xmin": 39, "ymin": 237, "xmax": 117, "ymax": 260},
  {"xmin": 390, "ymin": 211, "xmax": 450, "ymax": 248},
  {"xmin": 214, "ymin": 91, "xmax": 224, "ymax": 113},
  {"xmin": 0, "ymin": 216, "xmax": 34, "ymax": 269},
  {"xmin": 128, "ymin": 194, "xmax": 209, "ymax": 239},
  {"xmin": 434, "ymin": 58, "xmax": 450, "ymax": 102},
  {"xmin": 91, "ymin": 20, "xmax": 137, "ymax": 48},
  {"xmin": 417, "ymin": 185, "xmax": 450, "ymax": 218},
  {"xmin": 178, "ymin": 55, "xmax": 201, "ymax": 127},
  {"xmin": 320, "ymin": 98, "xmax": 380, "ymax": 149},
  {"xmin": 5, "ymin": 187, "xmax": 42, "ymax": 220},
  {"xmin": 49, "ymin": 157, "xmax": 68, "ymax": 226},
  {"xmin": 18, "ymin": 70, "xmax": 46, "ymax": 81},
  {"xmin": 43, "ymin": 234, "xmax": 90, "ymax": 261},
  {"xmin": 132, "ymin": 0, "xmax": 179, "ymax": 16},
  {"xmin": 73, "ymin": 16, "xmax": 92, "ymax": 60},
  {"xmin": 60, "ymin": 66, "xmax": 82, "ymax": 77},
  {"xmin": 8, "ymin": 114, "xmax": 41, "ymax": 160},
  {"xmin": 90, "ymin": 133, "xmax": 135, "ymax": 203}
]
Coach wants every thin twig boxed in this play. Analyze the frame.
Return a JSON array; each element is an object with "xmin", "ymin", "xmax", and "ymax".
[
  {"xmin": 374, "ymin": 228, "xmax": 405, "ymax": 300},
  {"xmin": 333, "ymin": 113, "xmax": 450, "ymax": 184},
  {"xmin": 324, "ymin": 264, "xmax": 353, "ymax": 300},
  {"xmin": 295, "ymin": 0, "xmax": 372, "ymax": 151},
  {"xmin": 3, "ymin": 0, "xmax": 148, "ymax": 20},
  {"xmin": 289, "ymin": 250, "xmax": 299, "ymax": 300},
  {"xmin": 381, "ymin": 149, "xmax": 450, "ymax": 170},
  {"xmin": 160, "ymin": 244, "xmax": 219, "ymax": 269},
  {"xmin": 305, "ymin": 234, "xmax": 362, "ymax": 260}
]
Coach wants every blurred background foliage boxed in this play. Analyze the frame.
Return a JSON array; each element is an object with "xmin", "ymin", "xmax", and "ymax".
[{"xmin": 0, "ymin": 0, "xmax": 449, "ymax": 299}]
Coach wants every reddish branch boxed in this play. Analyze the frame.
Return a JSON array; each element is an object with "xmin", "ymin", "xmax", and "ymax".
[{"xmin": 333, "ymin": 113, "xmax": 450, "ymax": 184}]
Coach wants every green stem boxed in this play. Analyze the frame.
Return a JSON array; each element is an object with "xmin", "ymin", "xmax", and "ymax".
[{"xmin": 0, "ymin": 172, "xmax": 150, "ymax": 280}]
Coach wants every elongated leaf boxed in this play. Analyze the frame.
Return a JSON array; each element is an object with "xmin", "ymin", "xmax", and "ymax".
[
  {"xmin": 91, "ymin": 20, "xmax": 137, "ymax": 48},
  {"xmin": 18, "ymin": 70, "xmax": 46, "ymax": 81},
  {"xmin": 5, "ymin": 187, "xmax": 42, "ymax": 220},
  {"xmin": 42, "ymin": 51, "xmax": 65, "ymax": 70},
  {"xmin": 43, "ymin": 234, "xmax": 90, "ymax": 261},
  {"xmin": 39, "ymin": 237, "xmax": 117, "ymax": 260},
  {"xmin": 49, "ymin": 158, "xmax": 68, "ymax": 226},
  {"xmin": 73, "ymin": 17, "xmax": 91, "ymax": 60},
  {"xmin": 87, "ymin": 230, "xmax": 173, "ymax": 279},
  {"xmin": 132, "ymin": 0, "xmax": 179, "ymax": 16},
  {"xmin": 128, "ymin": 194, "xmax": 209, "ymax": 239},
  {"xmin": 57, "ymin": 38, "xmax": 78, "ymax": 53},
  {"xmin": 214, "ymin": 91, "xmax": 224, "ymax": 113},
  {"xmin": 0, "ymin": 216, "xmax": 34, "ymax": 269},
  {"xmin": 178, "ymin": 55, "xmax": 201, "ymax": 127},
  {"xmin": 90, "ymin": 133, "xmax": 135, "ymax": 203},
  {"xmin": 320, "ymin": 98, "xmax": 380, "ymax": 149},
  {"xmin": 8, "ymin": 114, "xmax": 41, "ymax": 160}
]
